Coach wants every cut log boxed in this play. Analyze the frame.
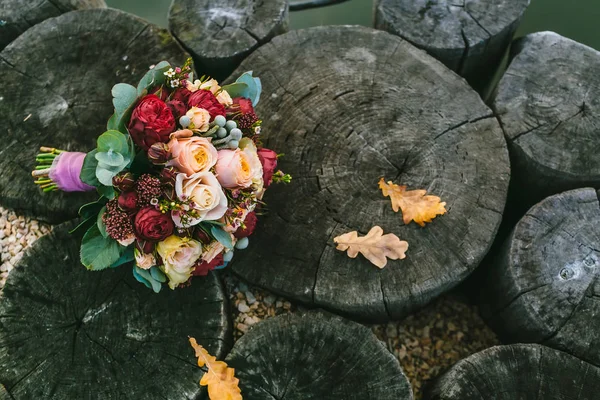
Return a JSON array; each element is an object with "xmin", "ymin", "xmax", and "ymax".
[
  {"xmin": 423, "ymin": 344, "xmax": 600, "ymax": 399},
  {"xmin": 492, "ymin": 32, "xmax": 600, "ymax": 211},
  {"xmin": 0, "ymin": 0, "xmax": 106, "ymax": 50},
  {"xmin": 228, "ymin": 26, "xmax": 510, "ymax": 322},
  {"xmin": 0, "ymin": 223, "xmax": 231, "ymax": 399},
  {"xmin": 168, "ymin": 0, "xmax": 288, "ymax": 81},
  {"xmin": 374, "ymin": 0, "xmax": 530, "ymax": 79},
  {"xmin": 226, "ymin": 310, "xmax": 413, "ymax": 399},
  {"xmin": 0, "ymin": 9, "xmax": 188, "ymax": 224},
  {"xmin": 479, "ymin": 188, "xmax": 600, "ymax": 367}
]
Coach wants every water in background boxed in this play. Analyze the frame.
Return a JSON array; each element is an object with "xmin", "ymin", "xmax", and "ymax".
[{"xmin": 105, "ymin": 0, "xmax": 600, "ymax": 51}]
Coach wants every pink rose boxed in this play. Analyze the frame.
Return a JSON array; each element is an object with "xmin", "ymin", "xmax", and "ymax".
[
  {"xmin": 215, "ymin": 140, "xmax": 262, "ymax": 189},
  {"xmin": 167, "ymin": 129, "xmax": 218, "ymax": 175},
  {"xmin": 258, "ymin": 148, "xmax": 278, "ymax": 187},
  {"xmin": 173, "ymin": 172, "xmax": 228, "ymax": 227}
]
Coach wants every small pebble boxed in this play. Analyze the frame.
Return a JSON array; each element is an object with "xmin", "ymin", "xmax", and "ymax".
[{"xmin": 237, "ymin": 301, "xmax": 250, "ymax": 313}]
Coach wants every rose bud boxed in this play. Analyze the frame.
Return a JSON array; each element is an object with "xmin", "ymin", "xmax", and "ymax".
[
  {"xmin": 234, "ymin": 211, "xmax": 257, "ymax": 238},
  {"xmin": 148, "ymin": 142, "xmax": 170, "ymax": 165},
  {"xmin": 113, "ymin": 172, "xmax": 136, "ymax": 192},
  {"xmin": 193, "ymin": 228, "xmax": 211, "ymax": 244},
  {"xmin": 160, "ymin": 166, "xmax": 178, "ymax": 183},
  {"xmin": 118, "ymin": 191, "xmax": 139, "ymax": 214},
  {"xmin": 257, "ymin": 148, "xmax": 278, "ymax": 187}
]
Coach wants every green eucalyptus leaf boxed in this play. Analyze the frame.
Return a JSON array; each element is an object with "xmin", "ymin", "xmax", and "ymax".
[
  {"xmin": 96, "ymin": 168, "xmax": 118, "ymax": 187},
  {"xmin": 95, "ymin": 150, "xmax": 125, "ymax": 167},
  {"xmin": 112, "ymin": 83, "xmax": 138, "ymax": 117},
  {"xmin": 80, "ymin": 225, "xmax": 122, "ymax": 271},
  {"xmin": 132, "ymin": 266, "xmax": 153, "ymax": 289},
  {"xmin": 222, "ymin": 82, "xmax": 249, "ymax": 98},
  {"xmin": 107, "ymin": 112, "xmax": 127, "ymax": 133},
  {"xmin": 210, "ymin": 225, "xmax": 233, "ymax": 249},
  {"xmin": 110, "ymin": 248, "xmax": 135, "ymax": 268},
  {"xmin": 135, "ymin": 266, "xmax": 162, "ymax": 293},
  {"xmin": 97, "ymin": 206, "xmax": 108, "ymax": 238},
  {"xmin": 137, "ymin": 61, "xmax": 171, "ymax": 96},
  {"xmin": 235, "ymin": 71, "xmax": 262, "ymax": 106},
  {"xmin": 80, "ymin": 150, "xmax": 100, "ymax": 187},
  {"xmin": 150, "ymin": 266, "xmax": 167, "ymax": 283},
  {"xmin": 97, "ymin": 130, "xmax": 129, "ymax": 155}
]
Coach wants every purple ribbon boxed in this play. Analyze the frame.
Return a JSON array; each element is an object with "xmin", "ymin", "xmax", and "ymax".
[{"xmin": 49, "ymin": 152, "xmax": 96, "ymax": 192}]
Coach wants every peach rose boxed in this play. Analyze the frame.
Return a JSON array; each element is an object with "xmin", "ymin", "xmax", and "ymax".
[
  {"xmin": 186, "ymin": 107, "xmax": 210, "ymax": 132},
  {"xmin": 173, "ymin": 171, "xmax": 228, "ymax": 227},
  {"xmin": 215, "ymin": 140, "xmax": 263, "ymax": 189},
  {"xmin": 168, "ymin": 131, "xmax": 218, "ymax": 175},
  {"xmin": 239, "ymin": 138, "xmax": 264, "ymax": 193}
]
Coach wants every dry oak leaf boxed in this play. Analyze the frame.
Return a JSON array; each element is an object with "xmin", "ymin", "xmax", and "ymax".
[
  {"xmin": 190, "ymin": 337, "xmax": 243, "ymax": 400},
  {"xmin": 378, "ymin": 178, "xmax": 447, "ymax": 227},
  {"xmin": 334, "ymin": 226, "xmax": 408, "ymax": 268}
]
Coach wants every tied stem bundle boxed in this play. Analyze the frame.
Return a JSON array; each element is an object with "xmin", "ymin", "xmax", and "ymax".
[{"xmin": 31, "ymin": 147, "xmax": 64, "ymax": 192}]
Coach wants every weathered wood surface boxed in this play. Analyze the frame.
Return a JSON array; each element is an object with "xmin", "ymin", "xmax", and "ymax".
[
  {"xmin": 0, "ymin": 223, "xmax": 231, "ymax": 399},
  {"xmin": 423, "ymin": 344, "xmax": 600, "ymax": 399},
  {"xmin": 226, "ymin": 310, "xmax": 413, "ymax": 399},
  {"xmin": 0, "ymin": 9, "xmax": 188, "ymax": 224},
  {"xmin": 0, "ymin": 0, "xmax": 106, "ymax": 50},
  {"xmin": 493, "ymin": 32, "xmax": 600, "ymax": 210},
  {"xmin": 374, "ymin": 0, "xmax": 530, "ymax": 79},
  {"xmin": 169, "ymin": 0, "xmax": 288, "ymax": 81},
  {"xmin": 229, "ymin": 26, "xmax": 510, "ymax": 322},
  {"xmin": 479, "ymin": 188, "xmax": 600, "ymax": 367}
]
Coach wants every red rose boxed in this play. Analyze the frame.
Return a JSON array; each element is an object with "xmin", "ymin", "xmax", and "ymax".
[
  {"xmin": 234, "ymin": 212, "xmax": 257, "ymax": 238},
  {"xmin": 258, "ymin": 148, "xmax": 278, "ymax": 187},
  {"xmin": 193, "ymin": 254, "xmax": 223, "ymax": 276},
  {"xmin": 233, "ymin": 97, "xmax": 254, "ymax": 115},
  {"xmin": 188, "ymin": 90, "xmax": 226, "ymax": 120},
  {"xmin": 134, "ymin": 206, "xmax": 174, "ymax": 242},
  {"xmin": 118, "ymin": 191, "xmax": 138, "ymax": 214},
  {"xmin": 171, "ymin": 88, "xmax": 192, "ymax": 104},
  {"xmin": 128, "ymin": 94, "xmax": 176, "ymax": 151}
]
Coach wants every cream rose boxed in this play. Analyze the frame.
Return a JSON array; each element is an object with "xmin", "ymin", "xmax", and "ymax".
[
  {"xmin": 167, "ymin": 130, "xmax": 218, "ymax": 175},
  {"xmin": 134, "ymin": 248, "xmax": 156, "ymax": 270},
  {"xmin": 215, "ymin": 138, "xmax": 263, "ymax": 190},
  {"xmin": 173, "ymin": 171, "xmax": 228, "ymax": 227},
  {"xmin": 157, "ymin": 235, "xmax": 203, "ymax": 289},
  {"xmin": 200, "ymin": 79, "xmax": 233, "ymax": 106},
  {"xmin": 186, "ymin": 107, "xmax": 210, "ymax": 132},
  {"xmin": 186, "ymin": 79, "xmax": 202, "ymax": 92}
]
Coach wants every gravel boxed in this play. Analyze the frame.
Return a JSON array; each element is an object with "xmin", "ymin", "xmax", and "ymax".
[{"xmin": 0, "ymin": 207, "xmax": 500, "ymax": 399}]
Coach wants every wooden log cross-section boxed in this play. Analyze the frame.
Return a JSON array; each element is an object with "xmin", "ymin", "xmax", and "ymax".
[
  {"xmin": 169, "ymin": 0, "xmax": 289, "ymax": 81},
  {"xmin": 492, "ymin": 32, "xmax": 600, "ymax": 211},
  {"xmin": 0, "ymin": 224, "xmax": 231, "ymax": 399},
  {"xmin": 374, "ymin": 0, "xmax": 530, "ymax": 79},
  {"xmin": 479, "ymin": 188, "xmax": 600, "ymax": 367},
  {"xmin": 0, "ymin": 0, "xmax": 106, "ymax": 50},
  {"xmin": 423, "ymin": 344, "xmax": 600, "ymax": 399},
  {"xmin": 0, "ymin": 8, "xmax": 189, "ymax": 224},
  {"xmin": 229, "ymin": 26, "xmax": 510, "ymax": 322},
  {"xmin": 226, "ymin": 311, "xmax": 413, "ymax": 399}
]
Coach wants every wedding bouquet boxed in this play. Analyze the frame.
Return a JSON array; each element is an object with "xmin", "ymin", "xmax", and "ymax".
[{"xmin": 32, "ymin": 59, "xmax": 289, "ymax": 292}]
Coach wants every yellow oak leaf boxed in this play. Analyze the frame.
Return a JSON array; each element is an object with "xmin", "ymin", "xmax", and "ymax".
[
  {"xmin": 190, "ymin": 337, "xmax": 242, "ymax": 400},
  {"xmin": 378, "ymin": 178, "xmax": 446, "ymax": 227},
  {"xmin": 334, "ymin": 226, "xmax": 408, "ymax": 268}
]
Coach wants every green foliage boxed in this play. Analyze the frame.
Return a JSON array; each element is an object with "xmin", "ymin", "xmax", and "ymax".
[
  {"xmin": 97, "ymin": 206, "xmax": 108, "ymax": 238},
  {"xmin": 95, "ymin": 130, "xmax": 132, "ymax": 186},
  {"xmin": 109, "ymin": 83, "xmax": 139, "ymax": 134},
  {"xmin": 129, "ymin": 149, "xmax": 154, "ymax": 175},
  {"xmin": 110, "ymin": 248, "xmax": 135, "ymax": 268},
  {"xmin": 210, "ymin": 225, "xmax": 233, "ymax": 249},
  {"xmin": 80, "ymin": 224, "xmax": 123, "ymax": 271},
  {"xmin": 222, "ymin": 71, "xmax": 262, "ymax": 106},
  {"xmin": 133, "ymin": 266, "xmax": 164, "ymax": 293},
  {"xmin": 80, "ymin": 150, "xmax": 100, "ymax": 187},
  {"xmin": 137, "ymin": 61, "xmax": 171, "ymax": 96}
]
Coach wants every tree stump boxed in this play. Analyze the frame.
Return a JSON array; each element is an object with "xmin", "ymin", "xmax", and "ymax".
[
  {"xmin": 374, "ymin": 0, "xmax": 530, "ymax": 79},
  {"xmin": 492, "ymin": 32, "xmax": 600, "ymax": 212},
  {"xmin": 226, "ymin": 310, "xmax": 413, "ymax": 399},
  {"xmin": 0, "ymin": 8, "xmax": 188, "ymax": 224},
  {"xmin": 229, "ymin": 26, "xmax": 510, "ymax": 322},
  {"xmin": 0, "ymin": 224, "xmax": 231, "ymax": 399},
  {"xmin": 168, "ymin": 0, "xmax": 288, "ymax": 81},
  {"xmin": 423, "ymin": 344, "xmax": 600, "ymax": 399},
  {"xmin": 478, "ymin": 188, "xmax": 600, "ymax": 367},
  {"xmin": 0, "ymin": 0, "xmax": 106, "ymax": 51}
]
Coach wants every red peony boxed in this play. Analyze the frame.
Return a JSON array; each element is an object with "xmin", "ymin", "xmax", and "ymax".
[
  {"xmin": 193, "ymin": 254, "xmax": 223, "ymax": 276},
  {"xmin": 128, "ymin": 94, "xmax": 176, "ymax": 151},
  {"xmin": 118, "ymin": 191, "xmax": 138, "ymax": 214},
  {"xmin": 167, "ymin": 88, "xmax": 191, "ymax": 119},
  {"xmin": 134, "ymin": 206, "xmax": 174, "ymax": 242},
  {"xmin": 234, "ymin": 212, "xmax": 257, "ymax": 238},
  {"xmin": 233, "ymin": 97, "xmax": 254, "ymax": 114},
  {"xmin": 187, "ymin": 90, "xmax": 226, "ymax": 120},
  {"xmin": 257, "ymin": 148, "xmax": 278, "ymax": 187}
]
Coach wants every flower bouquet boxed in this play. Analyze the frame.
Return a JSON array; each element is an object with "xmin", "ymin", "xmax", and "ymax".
[{"xmin": 32, "ymin": 59, "xmax": 290, "ymax": 292}]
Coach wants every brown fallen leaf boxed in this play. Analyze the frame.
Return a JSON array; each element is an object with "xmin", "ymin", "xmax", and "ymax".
[
  {"xmin": 379, "ymin": 178, "xmax": 446, "ymax": 227},
  {"xmin": 334, "ymin": 226, "xmax": 408, "ymax": 268},
  {"xmin": 190, "ymin": 337, "xmax": 243, "ymax": 400}
]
